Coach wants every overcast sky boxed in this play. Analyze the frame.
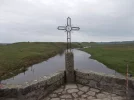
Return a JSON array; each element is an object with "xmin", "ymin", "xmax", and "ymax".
[{"xmin": 0, "ymin": 0, "xmax": 133, "ymax": 43}]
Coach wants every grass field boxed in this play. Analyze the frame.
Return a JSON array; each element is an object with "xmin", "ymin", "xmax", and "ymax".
[
  {"xmin": 83, "ymin": 43, "xmax": 134, "ymax": 75},
  {"xmin": 0, "ymin": 42, "xmax": 81, "ymax": 80},
  {"xmin": 1, "ymin": 41, "xmax": 133, "ymax": 80}
]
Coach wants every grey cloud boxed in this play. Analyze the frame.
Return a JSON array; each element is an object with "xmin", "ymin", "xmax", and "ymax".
[{"xmin": 0, "ymin": 0, "xmax": 133, "ymax": 43}]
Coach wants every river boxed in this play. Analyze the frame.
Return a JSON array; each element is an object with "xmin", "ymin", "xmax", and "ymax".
[{"xmin": 1, "ymin": 49, "xmax": 123, "ymax": 85}]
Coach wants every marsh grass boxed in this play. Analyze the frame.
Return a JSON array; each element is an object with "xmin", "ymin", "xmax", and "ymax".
[
  {"xmin": 0, "ymin": 42, "xmax": 73, "ymax": 80},
  {"xmin": 83, "ymin": 44, "xmax": 134, "ymax": 75}
]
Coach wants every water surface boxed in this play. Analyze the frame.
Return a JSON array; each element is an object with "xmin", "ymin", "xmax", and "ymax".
[{"xmin": 1, "ymin": 49, "xmax": 122, "ymax": 85}]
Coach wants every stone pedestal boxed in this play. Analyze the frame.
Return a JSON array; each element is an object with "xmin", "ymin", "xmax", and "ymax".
[{"xmin": 65, "ymin": 52, "xmax": 74, "ymax": 83}]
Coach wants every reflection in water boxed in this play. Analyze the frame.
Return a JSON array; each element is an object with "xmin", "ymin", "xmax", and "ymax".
[
  {"xmin": 31, "ymin": 66, "xmax": 34, "ymax": 74},
  {"xmin": 1, "ymin": 49, "xmax": 123, "ymax": 85},
  {"xmin": 58, "ymin": 49, "xmax": 64, "ymax": 56}
]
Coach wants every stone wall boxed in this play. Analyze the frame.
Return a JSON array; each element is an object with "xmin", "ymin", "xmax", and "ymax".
[
  {"xmin": 1, "ymin": 70, "xmax": 134, "ymax": 100},
  {"xmin": 0, "ymin": 71, "xmax": 65, "ymax": 100},
  {"xmin": 75, "ymin": 70, "xmax": 134, "ymax": 99}
]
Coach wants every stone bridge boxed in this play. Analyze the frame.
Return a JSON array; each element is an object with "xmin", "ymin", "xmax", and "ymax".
[{"xmin": 0, "ymin": 52, "xmax": 134, "ymax": 100}]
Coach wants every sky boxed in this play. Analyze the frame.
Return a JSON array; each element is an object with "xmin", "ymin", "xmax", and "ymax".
[{"xmin": 0, "ymin": 0, "xmax": 133, "ymax": 43}]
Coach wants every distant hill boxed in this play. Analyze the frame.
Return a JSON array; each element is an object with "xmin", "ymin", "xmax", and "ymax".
[
  {"xmin": 0, "ymin": 43, "xmax": 12, "ymax": 45},
  {"xmin": 96, "ymin": 41, "xmax": 134, "ymax": 44},
  {"xmin": 0, "ymin": 41, "xmax": 134, "ymax": 46}
]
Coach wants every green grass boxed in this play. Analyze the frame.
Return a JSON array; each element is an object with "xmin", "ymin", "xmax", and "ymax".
[
  {"xmin": 2, "ymin": 42, "xmax": 133, "ymax": 80},
  {"xmin": 0, "ymin": 42, "xmax": 81, "ymax": 80},
  {"xmin": 82, "ymin": 44, "xmax": 134, "ymax": 75}
]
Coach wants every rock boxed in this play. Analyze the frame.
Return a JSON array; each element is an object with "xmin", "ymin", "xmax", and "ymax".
[
  {"xmin": 54, "ymin": 88, "xmax": 64, "ymax": 93},
  {"xmin": 90, "ymin": 88, "xmax": 100, "ymax": 93},
  {"xmin": 102, "ymin": 92, "xmax": 110, "ymax": 95},
  {"xmin": 111, "ymin": 94, "xmax": 117, "ymax": 97},
  {"xmin": 79, "ymin": 86, "xmax": 89, "ymax": 92},
  {"xmin": 81, "ymin": 94, "xmax": 88, "ymax": 98},
  {"xmin": 60, "ymin": 94, "xmax": 72, "ymax": 99},
  {"xmin": 62, "ymin": 90, "xmax": 67, "ymax": 94},
  {"xmin": 51, "ymin": 98, "xmax": 60, "ymax": 100},
  {"xmin": 43, "ymin": 97, "xmax": 50, "ymax": 100},
  {"xmin": 87, "ymin": 96, "xmax": 95, "ymax": 99},
  {"xmin": 67, "ymin": 89, "xmax": 79, "ymax": 93},
  {"xmin": 102, "ymin": 98, "xmax": 111, "ymax": 100},
  {"xmin": 58, "ymin": 92, "xmax": 61, "ymax": 95},
  {"xmin": 77, "ymin": 98, "xmax": 86, "ymax": 100},
  {"xmin": 65, "ymin": 84, "xmax": 77, "ymax": 90},
  {"xmin": 86, "ymin": 91, "xmax": 96, "ymax": 96},
  {"xmin": 49, "ymin": 93, "xmax": 57, "ymax": 98},
  {"xmin": 76, "ymin": 77, "xmax": 89, "ymax": 84},
  {"xmin": 72, "ymin": 93, "xmax": 78, "ymax": 98},
  {"xmin": 96, "ymin": 93, "xmax": 107, "ymax": 99},
  {"xmin": 88, "ymin": 80, "xmax": 98, "ymax": 88},
  {"xmin": 112, "ymin": 96, "xmax": 124, "ymax": 100},
  {"xmin": 78, "ymin": 91, "xmax": 84, "ymax": 95},
  {"xmin": 77, "ymin": 84, "xmax": 84, "ymax": 88}
]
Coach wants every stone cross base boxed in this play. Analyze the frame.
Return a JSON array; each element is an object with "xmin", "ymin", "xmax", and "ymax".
[{"xmin": 65, "ymin": 52, "xmax": 74, "ymax": 83}]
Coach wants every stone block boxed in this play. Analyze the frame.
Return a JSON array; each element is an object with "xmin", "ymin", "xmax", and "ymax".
[
  {"xmin": 65, "ymin": 52, "xmax": 74, "ymax": 83},
  {"xmin": 114, "ymin": 78, "xmax": 126, "ymax": 86},
  {"xmin": 75, "ymin": 71, "xmax": 89, "ymax": 79},
  {"xmin": 72, "ymin": 93, "xmax": 78, "ymax": 98},
  {"xmin": 90, "ymin": 88, "xmax": 100, "ymax": 93},
  {"xmin": 101, "ymin": 75, "xmax": 115, "ymax": 83},
  {"xmin": 100, "ymin": 85, "xmax": 113, "ymax": 93},
  {"xmin": 90, "ymin": 73, "xmax": 102, "ymax": 82},
  {"xmin": 78, "ymin": 91, "xmax": 84, "ymax": 95},
  {"xmin": 79, "ymin": 86, "xmax": 89, "ymax": 92},
  {"xmin": 47, "ymin": 78, "xmax": 64, "ymax": 94},
  {"xmin": 0, "ymin": 88, "xmax": 18, "ymax": 98},
  {"xmin": 60, "ymin": 94, "xmax": 72, "ymax": 99},
  {"xmin": 75, "ymin": 71, "xmax": 103, "ymax": 82},
  {"xmin": 100, "ymin": 80, "xmax": 112, "ymax": 86},
  {"xmin": 88, "ymin": 80, "xmax": 98, "ymax": 88},
  {"xmin": 67, "ymin": 88, "xmax": 79, "ymax": 93},
  {"xmin": 86, "ymin": 91, "xmax": 96, "ymax": 96},
  {"xmin": 47, "ymin": 72, "xmax": 64, "ymax": 85},
  {"xmin": 76, "ymin": 77, "xmax": 89, "ymax": 84},
  {"xmin": 96, "ymin": 93, "xmax": 107, "ymax": 99},
  {"xmin": 65, "ymin": 84, "xmax": 77, "ymax": 90}
]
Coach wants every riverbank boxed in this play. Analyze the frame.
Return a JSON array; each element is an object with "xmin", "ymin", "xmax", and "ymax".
[
  {"xmin": 82, "ymin": 44, "xmax": 134, "ymax": 75},
  {"xmin": 0, "ymin": 42, "xmax": 81, "ymax": 81}
]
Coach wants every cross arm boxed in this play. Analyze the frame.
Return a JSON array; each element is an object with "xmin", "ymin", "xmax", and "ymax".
[
  {"xmin": 71, "ymin": 27, "xmax": 80, "ymax": 31},
  {"xmin": 57, "ymin": 26, "xmax": 66, "ymax": 30}
]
